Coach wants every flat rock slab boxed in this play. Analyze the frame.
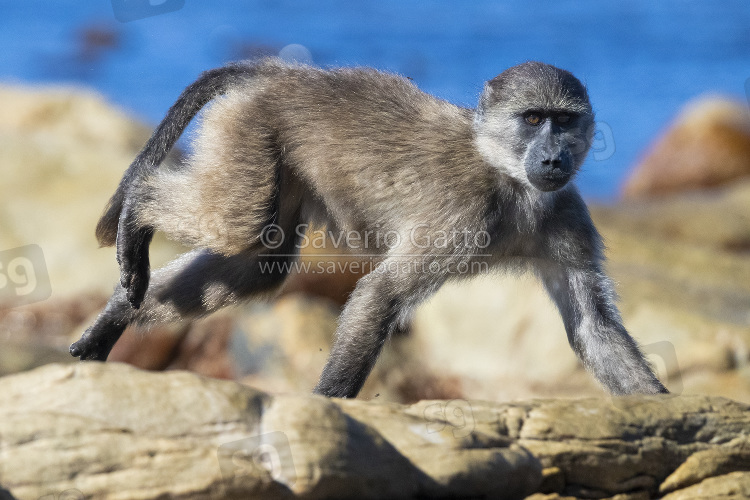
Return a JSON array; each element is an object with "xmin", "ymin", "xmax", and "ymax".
[{"xmin": 0, "ymin": 363, "xmax": 748, "ymax": 500}]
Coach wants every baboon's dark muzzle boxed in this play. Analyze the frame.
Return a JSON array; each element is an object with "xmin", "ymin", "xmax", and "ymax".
[{"xmin": 525, "ymin": 147, "xmax": 573, "ymax": 192}]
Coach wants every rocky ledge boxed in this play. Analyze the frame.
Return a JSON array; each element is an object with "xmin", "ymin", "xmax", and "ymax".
[{"xmin": 0, "ymin": 363, "xmax": 748, "ymax": 500}]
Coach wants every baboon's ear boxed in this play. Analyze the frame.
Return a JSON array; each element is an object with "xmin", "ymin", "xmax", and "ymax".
[{"xmin": 475, "ymin": 83, "xmax": 495, "ymax": 123}]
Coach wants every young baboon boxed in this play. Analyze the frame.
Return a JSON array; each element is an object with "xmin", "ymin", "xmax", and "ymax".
[{"xmin": 71, "ymin": 59, "xmax": 668, "ymax": 398}]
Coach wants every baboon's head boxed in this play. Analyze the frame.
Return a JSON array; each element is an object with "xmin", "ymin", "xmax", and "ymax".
[{"xmin": 474, "ymin": 62, "xmax": 595, "ymax": 192}]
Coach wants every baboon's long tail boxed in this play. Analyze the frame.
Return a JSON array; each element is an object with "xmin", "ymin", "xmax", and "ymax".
[{"xmin": 95, "ymin": 63, "xmax": 258, "ymax": 246}]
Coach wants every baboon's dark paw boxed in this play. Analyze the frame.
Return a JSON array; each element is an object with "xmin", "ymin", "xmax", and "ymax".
[
  {"xmin": 120, "ymin": 267, "xmax": 149, "ymax": 309},
  {"xmin": 118, "ymin": 241, "xmax": 150, "ymax": 309},
  {"xmin": 69, "ymin": 329, "xmax": 114, "ymax": 361},
  {"xmin": 117, "ymin": 235, "xmax": 152, "ymax": 309}
]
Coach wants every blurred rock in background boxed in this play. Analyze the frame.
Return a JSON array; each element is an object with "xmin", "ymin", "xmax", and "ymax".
[
  {"xmin": 623, "ymin": 96, "xmax": 750, "ymax": 198},
  {"xmin": 0, "ymin": 84, "xmax": 186, "ymax": 296},
  {"xmin": 1, "ymin": 85, "xmax": 748, "ymax": 405}
]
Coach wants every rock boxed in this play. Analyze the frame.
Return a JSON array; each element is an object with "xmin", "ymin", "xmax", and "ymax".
[
  {"xmin": 0, "ymin": 295, "xmax": 106, "ymax": 375},
  {"xmin": 0, "ymin": 294, "xmax": 236, "ymax": 380},
  {"xmin": 411, "ymin": 273, "xmax": 596, "ymax": 402},
  {"xmin": 600, "ymin": 178, "xmax": 750, "ymax": 252},
  {"xmin": 510, "ymin": 395, "xmax": 749, "ymax": 496},
  {"xmin": 660, "ymin": 472, "xmax": 750, "ymax": 500},
  {"xmin": 659, "ymin": 436, "xmax": 750, "ymax": 494},
  {"xmin": 1, "ymin": 363, "xmax": 749, "ymax": 499},
  {"xmin": 0, "ymin": 84, "xmax": 186, "ymax": 297},
  {"xmin": 623, "ymin": 97, "xmax": 750, "ymax": 198},
  {"xmin": 108, "ymin": 315, "xmax": 236, "ymax": 380},
  {"xmin": 0, "ymin": 363, "xmax": 541, "ymax": 499},
  {"xmin": 538, "ymin": 467, "xmax": 566, "ymax": 494}
]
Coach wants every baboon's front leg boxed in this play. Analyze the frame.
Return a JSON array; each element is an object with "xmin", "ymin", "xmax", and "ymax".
[
  {"xmin": 537, "ymin": 262, "xmax": 668, "ymax": 395},
  {"xmin": 313, "ymin": 260, "xmax": 444, "ymax": 398}
]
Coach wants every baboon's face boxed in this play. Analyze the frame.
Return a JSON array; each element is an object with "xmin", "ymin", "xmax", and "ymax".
[
  {"xmin": 516, "ymin": 108, "xmax": 593, "ymax": 192},
  {"xmin": 473, "ymin": 62, "xmax": 595, "ymax": 192}
]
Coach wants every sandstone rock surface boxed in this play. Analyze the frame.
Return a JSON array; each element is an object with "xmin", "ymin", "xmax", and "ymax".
[{"xmin": 1, "ymin": 363, "xmax": 749, "ymax": 500}]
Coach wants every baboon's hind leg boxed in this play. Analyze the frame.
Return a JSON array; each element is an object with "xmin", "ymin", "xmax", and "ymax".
[{"xmin": 70, "ymin": 246, "xmax": 296, "ymax": 361}]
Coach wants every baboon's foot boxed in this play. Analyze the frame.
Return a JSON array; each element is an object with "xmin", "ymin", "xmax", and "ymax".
[{"xmin": 69, "ymin": 324, "xmax": 125, "ymax": 361}]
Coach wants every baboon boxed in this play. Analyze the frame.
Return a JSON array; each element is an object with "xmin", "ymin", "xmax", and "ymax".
[{"xmin": 71, "ymin": 59, "xmax": 668, "ymax": 398}]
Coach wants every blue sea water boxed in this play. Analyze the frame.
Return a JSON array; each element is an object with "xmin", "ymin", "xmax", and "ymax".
[{"xmin": 1, "ymin": 1, "xmax": 749, "ymax": 199}]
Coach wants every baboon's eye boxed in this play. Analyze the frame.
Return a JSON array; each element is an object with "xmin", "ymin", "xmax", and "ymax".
[
  {"xmin": 525, "ymin": 113, "xmax": 542, "ymax": 126},
  {"xmin": 555, "ymin": 114, "xmax": 571, "ymax": 124}
]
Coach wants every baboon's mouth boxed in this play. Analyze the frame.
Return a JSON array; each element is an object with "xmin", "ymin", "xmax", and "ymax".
[{"xmin": 528, "ymin": 170, "xmax": 572, "ymax": 192}]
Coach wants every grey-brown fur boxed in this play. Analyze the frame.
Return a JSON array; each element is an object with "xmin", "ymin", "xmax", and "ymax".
[{"xmin": 71, "ymin": 58, "xmax": 668, "ymax": 398}]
